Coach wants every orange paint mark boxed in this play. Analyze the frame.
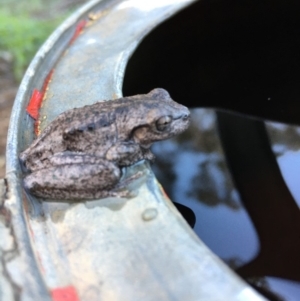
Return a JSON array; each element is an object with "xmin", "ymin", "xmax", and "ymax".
[
  {"xmin": 34, "ymin": 119, "xmax": 41, "ymax": 136},
  {"xmin": 42, "ymin": 69, "xmax": 54, "ymax": 95},
  {"xmin": 69, "ymin": 20, "xmax": 87, "ymax": 45},
  {"xmin": 51, "ymin": 286, "xmax": 80, "ymax": 301}
]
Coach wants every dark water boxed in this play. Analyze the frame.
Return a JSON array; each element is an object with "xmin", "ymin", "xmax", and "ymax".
[
  {"xmin": 152, "ymin": 109, "xmax": 259, "ymax": 264},
  {"xmin": 123, "ymin": 0, "xmax": 300, "ymax": 299},
  {"xmin": 151, "ymin": 109, "xmax": 300, "ymax": 301}
]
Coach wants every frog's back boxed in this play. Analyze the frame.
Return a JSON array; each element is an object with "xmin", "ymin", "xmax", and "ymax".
[{"xmin": 26, "ymin": 101, "xmax": 117, "ymax": 158}]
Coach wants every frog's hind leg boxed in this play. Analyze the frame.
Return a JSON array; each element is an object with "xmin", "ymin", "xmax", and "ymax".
[{"xmin": 23, "ymin": 158, "xmax": 128, "ymax": 200}]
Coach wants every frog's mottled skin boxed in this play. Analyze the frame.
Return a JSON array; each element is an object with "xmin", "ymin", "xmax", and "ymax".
[{"xmin": 20, "ymin": 88, "xmax": 190, "ymax": 200}]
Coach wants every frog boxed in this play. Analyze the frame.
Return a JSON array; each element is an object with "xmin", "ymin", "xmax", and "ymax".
[{"xmin": 19, "ymin": 88, "xmax": 190, "ymax": 200}]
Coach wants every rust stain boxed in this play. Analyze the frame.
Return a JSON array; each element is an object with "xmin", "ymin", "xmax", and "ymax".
[
  {"xmin": 87, "ymin": 10, "xmax": 108, "ymax": 27},
  {"xmin": 34, "ymin": 119, "xmax": 41, "ymax": 136},
  {"xmin": 112, "ymin": 92, "xmax": 119, "ymax": 100}
]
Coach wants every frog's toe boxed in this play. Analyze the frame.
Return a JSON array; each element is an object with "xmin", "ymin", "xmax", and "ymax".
[
  {"xmin": 113, "ymin": 189, "xmax": 136, "ymax": 198},
  {"xmin": 93, "ymin": 189, "xmax": 135, "ymax": 199}
]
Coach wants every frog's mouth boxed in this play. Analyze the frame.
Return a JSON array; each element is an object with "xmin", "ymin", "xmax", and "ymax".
[
  {"xmin": 174, "ymin": 113, "xmax": 190, "ymax": 122},
  {"xmin": 174, "ymin": 112, "xmax": 191, "ymax": 128}
]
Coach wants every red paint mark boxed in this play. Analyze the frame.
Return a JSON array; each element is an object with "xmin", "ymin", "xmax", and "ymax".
[
  {"xmin": 26, "ymin": 19, "xmax": 86, "ymax": 133},
  {"xmin": 51, "ymin": 286, "xmax": 80, "ymax": 301},
  {"xmin": 69, "ymin": 19, "xmax": 87, "ymax": 45},
  {"xmin": 26, "ymin": 89, "xmax": 42, "ymax": 120},
  {"xmin": 26, "ymin": 69, "xmax": 54, "ymax": 135}
]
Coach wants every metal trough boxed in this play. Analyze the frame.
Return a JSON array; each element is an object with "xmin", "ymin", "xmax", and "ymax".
[{"xmin": 1, "ymin": 0, "xmax": 267, "ymax": 300}]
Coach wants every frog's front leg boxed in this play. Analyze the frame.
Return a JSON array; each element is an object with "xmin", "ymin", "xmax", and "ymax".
[
  {"xmin": 23, "ymin": 153, "xmax": 128, "ymax": 200},
  {"xmin": 105, "ymin": 141, "xmax": 154, "ymax": 166}
]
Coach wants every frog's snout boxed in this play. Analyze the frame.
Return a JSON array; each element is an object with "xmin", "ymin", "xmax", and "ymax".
[
  {"xmin": 179, "ymin": 108, "xmax": 190, "ymax": 124},
  {"xmin": 174, "ymin": 110, "xmax": 190, "ymax": 122},
  {"xmin": 182, "ymin": 113, "xmax": 190, "ymax": 121}
]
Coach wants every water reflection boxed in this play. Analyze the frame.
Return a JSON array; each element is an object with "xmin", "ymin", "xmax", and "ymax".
[
  {"xmin": 267, "ymin": 122, "xmax": 300, "ymax": 154},
  {"xmin": 248, "ymin": 277, "xmax": 300, "ymax": 301},
  {"xmin": 152, "ymin": 109, "xmax": 300, "ymax": 300},
  {"xmin": 152, "ymin": 108, "xmax": 259, "ymax": 265},
  {"xmin": 266, "ymin": 278, "xmax": 300, "ymax": 301},
  {"xmin": 267, "ymin": 121, "xmax": 300, "ymax": 207},
  {"xmin": 153, "ymin": 109, "xmax": 240, "ymax": 208}
]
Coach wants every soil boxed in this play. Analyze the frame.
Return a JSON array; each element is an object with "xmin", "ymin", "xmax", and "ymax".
[{"xmin": 0, "ymin": 57, "xmax": 18, "ymax": 178}]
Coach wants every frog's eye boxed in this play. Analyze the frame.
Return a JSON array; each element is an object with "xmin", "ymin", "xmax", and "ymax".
[{"xmin": 156, "ymin": 116, "xmax": 172, "ymax": 131}]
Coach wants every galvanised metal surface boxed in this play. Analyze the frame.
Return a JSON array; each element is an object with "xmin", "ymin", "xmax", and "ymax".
[{"xmin": 3, "ymin": 0, "xmax": 267, "ymax": 300}]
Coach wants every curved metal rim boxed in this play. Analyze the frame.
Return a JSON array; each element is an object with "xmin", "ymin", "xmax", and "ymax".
[
  {"xmin": 6, "ymin": 0, "xmax": 103, "ymax": 174},
  {"xmin": 3, "ymin": 0, "xmax": 268, "ymax": 300}
]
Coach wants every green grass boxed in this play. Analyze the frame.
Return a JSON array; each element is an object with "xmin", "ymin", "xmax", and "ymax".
[{"xmin": 0, "ymin": 0, "xmax": 79, "ymax": 81}]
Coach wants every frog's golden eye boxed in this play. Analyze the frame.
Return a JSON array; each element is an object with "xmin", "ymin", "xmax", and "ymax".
[{"xmin": 156, "ymin": 116, "xmax": 172, "ymax": 131}]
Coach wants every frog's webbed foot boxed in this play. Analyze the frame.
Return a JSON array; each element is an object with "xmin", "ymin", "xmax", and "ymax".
[
  {"xmin": 104, "ymin": 171, "xmax": 144, "ymax": 199},
  {"xmin": 114, "ymin": 171, "xmax": 144, "ymax": 189},
  {"xmin": 92, "ymin": 189, "xmax": 134, "ymax": 199},
  {"xmin": 142, "ymin": 149, "xmax": 155, "ymax": 163}
]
